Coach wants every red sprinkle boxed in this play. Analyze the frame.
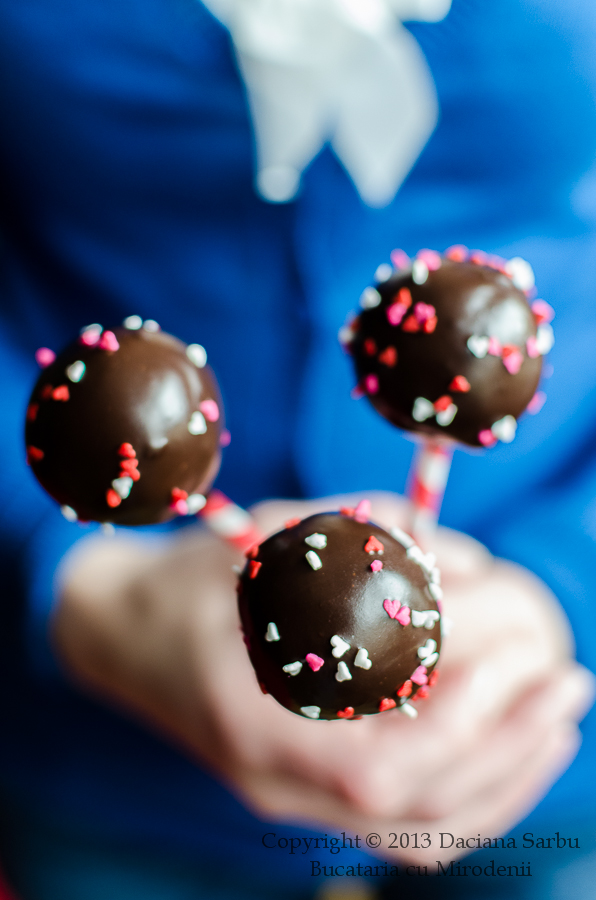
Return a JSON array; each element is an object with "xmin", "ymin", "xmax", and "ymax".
[
  {"xmin": 449, "ymin": 375, "xmax": 471, "ymax": 393},
  {"xmin": 433, "ymin": 395, "xmax": 452, "ymax": 413},
  {"xmin": 412, "ymin": 685, "xmax": 430, "ymax": 701},
  {"xmin": 35, "ymin": 348, "xmax": 56, "ymax": 368},
  {"xmin": 363, "ymin": 338, "xmax": 377, "ymax": 356},
  {"xmin": 428, "ymin": 670, "xmax": 440, "ymax": 688},
  {"xmin": 118, "ymin": 443, "xmax": 136, "ymax": 458},
  {"xmin": 445, "ymin": 245, "xmax": 468, "ymax": 262},
  {"xmin": 27, "ymin": 446, "xmax": 44, "ymax": 463},
  {"xmin": 378, "ymin": 346, "xmax": 397, "ymax": 367},
  {"xmin": 337, "ymin": 707, "xmax": 355, "ymax": 719},
  {"xmin": 171, "ymin": 487, "xmax": 188, "ymax": 502},
  {"xmin": 379, "ymin": 697, "xmax": 396, "ymax": 712},
  {"xmin": 401, "ymin": 315, "xmax": 420, "ymax": 333},
  {"xmin": 26, "ymin": 403, "xmax": 39, "ymax": 422},
  {"xmin": 469, "ymin": 250, "xmax": 488, "ymax": 266},
  {"xmin": 52, "ymin": 385, "xmax": 70, "ymax": 402},
  {"xmin": 106, "ymin": 489, "xmax": 121, "ymax": 508},
  {"xmin": 350, "ymin": 385, "xmax": 365, "ymax": 400},
  {"xmin": 397, "ymin": 680, "xmax": 412, "ymax": 698},
  {"xmin": 120, "ymin": 459, "xmax": 139, "ymax": 477},
  {"xmin": 98, "ymin": 330, "xmax": 120, "ymax": 352},
  {"xmin": 40, "ymin": 384, "xmax": 53, "ymax": 400},
  {"xmin": 340, "ymin": 506, "xmax": 355, "ymax": 517},
  {"xmin": 248, "ymin": 560, "xmax": 262, "ymax": 579},
  {"xmin": 284, "ymin": 518, "xmax": 302, "ymax": 528},
  {"xmin": 423, "ymin": 316, "xmax": 437, "ymax": 334},
  {"xmin": 245, "ymin": 544, "xmax": 260, "ymax": 559},
  {"xmin": 531, "ymin": 299, "xmax": 554, "ymax": 324},
  {"xmin": 364, "ymin": 535, "xmax": 384, "ymax": 555},
  {"xmin": 259, "ymin": 682, "xmax": 268, "ymax": 695}
]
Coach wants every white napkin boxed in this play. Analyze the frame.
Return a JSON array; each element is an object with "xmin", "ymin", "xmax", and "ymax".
[{"xmin": 202, "ymin": 0, "xmax": 451, "ymax": 206}]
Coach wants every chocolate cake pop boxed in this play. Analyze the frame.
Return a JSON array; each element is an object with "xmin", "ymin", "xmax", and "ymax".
[
  {"xmin": 342, "ymin": 248, "xmax": 554, "ymax": 448},
  {"xmin": 25, "ymin": 319, "xmax": 224, "ymax": 525},
  {"xmin": 237, "ymin": 506, "xmax": 442, "ymax": 720}
]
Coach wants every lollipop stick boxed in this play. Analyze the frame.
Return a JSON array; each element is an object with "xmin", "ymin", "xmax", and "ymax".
[
  {"xmin": 198, "ymin": 490, "xmax": 262, "ymax": 553},
  {"xmin": 407, "ymin": 437, "xmax": 453, "ymax": 540}
]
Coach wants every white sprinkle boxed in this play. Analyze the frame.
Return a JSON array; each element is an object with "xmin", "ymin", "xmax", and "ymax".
[
  {"xmin": 359, "ymin": 287, "xmax": 382, "ymax": 309},
  {"xmin": 305, "ymin": 533, "xmax": 327, "ymax": 550},
  {"xmin": 265, "ymin": 622, "xmax": 280, "ymax": 642},
  {"xmin": 80, "ymin": 323, "xmax": 102, "ymax": 336},
  {"xmin": 123, "ymin": 315, "xmax": 143, "ymax": 330},
  {"xmin": 330, "ymin": 635, "xmax": 351, "ymax": 658},
  {"xmin": 441, "ymin": 615, "xmax": 454, "ymax": 637},
  {"xmin": 60, "ymin": 505, "xmax": 78, "ymax": 522},
  {"xmin": 429, "ymin": 566, "xmax": 441, "ymax": 585},
  {"xmin": 505, "ymin": 256, "xmax": 535, "ymax": 291},
  {"xmin": 300, "ymin": 705, "xmax": 321, "ymax": 719},
  {"xmin": 419, "ymin": 551, "xmax": 436, "ymax": 575},
  {"xmin": 422, "ymin": 651, "xmax": 439, "ymax": 667},
  {"xmin": 412, "ymin": 397, "xmax": 435, "ymax": 422},
  {"xmin": 399, "ymin": 702, "xmax": 418, "ymax": 719},
  {"xmin": 231, "ymin": 564, "xmax": 242, "ymax": 575},
  {"xmin": 427, "ymin": 583, "xmax": 443, "ymax": 601},
  {"xmin": 536, "ymin": 323, "xmax": 555, "ymax": 355},
  {"xmin": 467, "ymin": 334, "xmax": 490, "ymax": 358},
  {"xmin": 354, "ymin": 648, "xmax": 372, "ymax": 670},
  {"xmin": 374, "ymin": 263, "xmax": 393, "ymax": 283},
  {"xmin": 101, "ymin": 522, "xmax": 115, "ymax": 536},
  {"xmin": 411, "ymin": 609, "xmax": 440, "ymax": 629},
  {"xmin": 188, "ymin": 411, "xmax": 207, "ymax": 435},
  {"xmin": 305, "ymin": 550, "xmax": 322, "ymax": 570},
  {"xmin": 66, "ymin": 360, "xmax": 86, "ymax": 383},
  {"xmin": 186, "ymin": 343, "xmax": 208, "ymax": 368},
  {"xmin": 142, "ymin": 319, "xmax": 160, "ymax": 332},
  {"xmin": 406, "ymin": 544, "xmax": 425, "ymax": 565},
  {"xmin": 436, "ymin": 403, "xmax": 457, "ymax": 427},
  {"xmin": 412, "ymin": 259, "xmax": 429, "ymax": 284},
  {"xmin": 111, "ymin": 476, "xmax": 133, "ymax": 499},
  {"xmin": 491, "ymin": 414, "xmax": 517, "ymax": 443},
  {"xmin": 283, "ymin": 662, "xmax": 303, "ymax": 676},
  {"xmin": 338, "ymin": 323, "xmax": 356, "ymax": 345},
  {"xmin": 418, "ymin": 639, "xmax": 437, "ymax": 660},
  {"xmin": 149, "ymin": 436, "xmax": 169, "ymax": 450},
  {"xmin": 335, "ymin": 661, "xmax": 352, "ymax": 682},
  {"xmin": 186, "ymin": 493, "xmax": 206, "ymax": 514},
  {"xmin": 390, "ymin": 526, "xmax": 415, "ymax": 549}
]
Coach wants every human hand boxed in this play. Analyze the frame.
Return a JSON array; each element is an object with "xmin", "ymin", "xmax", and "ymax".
[{"xmin": 53, "ymin": 493, "xmax": 594, "ymax": 865}]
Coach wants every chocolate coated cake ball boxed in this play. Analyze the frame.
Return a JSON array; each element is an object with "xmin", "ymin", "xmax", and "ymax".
[
  {"xmin": 238, "ymin": 509, "xmax": 442, "ymax": 720},
  {"xmin": 25, "ymin": 321, "xmax": 223, "ymax": 525},
  {"xmin": 343, "ymin": 249, "xmax": 554, "ymax": 448}
]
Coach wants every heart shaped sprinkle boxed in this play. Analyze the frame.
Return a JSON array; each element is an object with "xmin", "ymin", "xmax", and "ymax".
[
  {"xmin": 410, "ymin": 665, "xmax": 428, "ymax": 686},
  {"xmin": 412, "ymin": 259, "xmax": 429, "ymax": 284},
  {"xmin": 395, "ymin": 606, "xmax": 411, "ymax": 626},
  {"xmin": 417, "ymin": 639, "xmax": 437, "ymax": 660},
  {"xmin": 248, "ymin": 560, "xmax": 262, "ymax": 579},
  {"xmin": 106, "ymin": 488, "xmax": 121, "ymax": 508},
  {"xmin": 531, "ymin": 299, "xmax": 554, "ymax": 324},
  {"xmin": 416, "ymin": 249, "xmax": 442, "ymax": 271},
  {"xmin": 364, "ymin": 338, "xmax": 377, "ymax": 356},
  {"xmin": 412, "ymin": 397, "xmax": 434, "ymax": 422},
  {"xmin": 98, "ymin": 330, "xmax": 119, "ymax": 352},
  {"xmin": 354, "ymin": 499, "xmax": 371, "ymax": 523},
  {"xmin": 390, "ymin": 249, "xmax": 410, "ymax": 270},
  {"xmin": 379, "ymin": 697, "xmax": 396, "ymax": 712},
  {"xmin": 111, "ymin": 476, "xmax": 133, "ymax": 499},
  {"xmin": 60, "ymin": 505, "xmax": 78, "ymax": 522},
  {"xmin": 123, "ymin": 315, "xmax": 143, "ymax": 330},
  {"xmin": 449, "ymin": 375, "xmax": 471, "ymax": 392},
  {"xmin": 188, "ymin": 411, "xmax": 207, "ymax": 435},
  {"xmin": 386, "ymin": 301, "xmax": 408, "ymax": 326},
  {"xmin": 536, "ymin": 323, "xmax": 555, "ymax": 354},
  {"xmin": 487, "ymin": 336, "xmax": 502, "ymax": 357},
  {"xmin": 305, "ymin": 533, "xmax": 327, "ymax": 549},
  {"xmin": 300, "ymin": 706, "xmax": 321, "ymax": 719},
  {"xmin": 199, "ymin": 399, "xmax": 219, "ymax": 422},
  {"xmin": 265, "ymin": 622, "xmax": 280, "ymax": 642},
  {"xmin": 335, "ymin": 661, "xmax": 352, "ymax": 682},
  {"xmin": 172, "ymin": 498, "xmax": 188, "ymax": 516},
  {"xmin": 378, "ymin": 346, "xmax": 397, "ymax": 367},
  {"xmin": 422, "ymin": 652, "xmax": 439, "ymax": 667},
  {"xmin": 354, "ymin": 648, "xmax": 372, "ymax": 670},
  {"xmin": 467, "ymin": 335, "xmax": 489, "ymax": 358},
  {"xmin": 436, "ymin": 403, "xmax": 457, "ymax": 426},
  {"xmin": 397, "ymin": 680, "xmax": 412, "ymax": 698},
  {"xmin": 526, "ymin": 335, "xmax": 540, "ymax": 358},
  {"xmin": 501, "ymin": 346, "xmax": 523, "ymax": 375},
  {"xmin": 491, "ymin": 415, "xmax": 517, "ymax": 443},
  {"xmin": 364, "ymin": 535, "xmax": 384, "ymax": 555},
  {"xmin": 283, "ymin": 662, "xmax": 302, "ymax": 676},
  {"xmin": 186, "ymin": 494, "xmax": 206, "ymax": 514},
  {"xmin": 428, "ymin": 670, "xmax": 440, "ymax": 688},
  {"xmin": 186, "ymin": 343, "xmax": 207, "ymax": 368},
  {"xmin": 433, "ymin": 395, "xmax": 452, "ymax": 413},
  {"xmin": 364, "ymin": 374, "xmax": 379, "ymax": 395},
  {"xmin": 80, "ymin": 325, "xmax": 102, "ymax": 347},
  {"xmin": 66, "ymin": 360, "xmax": 86, "ymax": 383},
  {"xmin": 330, "ymin": 635, "xmax": 351, "ymax": 658},
  {"xmin": 478, "ymin": 429, "xmax": 497, "ymax": 447},
  {"xmin": 383, "ymin": 598, "xmax": 400, "ymax": 619},
  {"xmin": 35, "ymin": 347, "xmax": 56, "ymax": 368},
  {"xmin": 337, "ymin": 707, "xmax": 355, "ymax": 718},
  {"xmin": 360, "ymin": 287, "xmax": 381, "ymax": 309},
  {"xmin": 27, "ymin": 446, "xmax": 44, "ymax": 463},
  {"xmin": 402, "ymin": 314, "xmax": 420, "ymax": 333},
  {"xmin": 370, "ymin": 559, "xmax": 383, "ymax": 572},
  {"xmin": 306, "ymin": 653, "xmax": 324, "ymax": 672},
  {"xmin": 52, "ymin": 385, "xmax": 70, "ymax": 402},
  {"xmin": 411, "ymin": 609, "xmax": 440, "ymax": 629},
  {"xmin": 118, "ymin": 443, "xmax": 136, "ymax": 458}
]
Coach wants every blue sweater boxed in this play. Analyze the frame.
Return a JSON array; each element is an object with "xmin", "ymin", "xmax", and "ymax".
[{"xmin": 1, "ymin": 0, "xmax": 596, "ymax": 886}]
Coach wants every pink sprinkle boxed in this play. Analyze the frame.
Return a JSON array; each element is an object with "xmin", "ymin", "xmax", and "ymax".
[
  {"xmin": 395, "ymin": 606, "xmax": 411, "ymax": 626},
  {"xmin": 502, "ymin": 347, "xmax": 523, "ymax": 375},
  {"xmin": 354, "ymin": 499, "xmax": 371, "ymax": 522},
  {"xmin": 416, "ymin": 249, "xmax": 442, "ymax": 271},
  {"xmin": 220, "ymin": 429, "xmax": 231, "ymax": 447},
  {"xmin": 305, "ymin": 653, "xmax": 324, "ymax": 672},
  {"xmin": 386, "ymin": 301, "xmax": 408, "ymax": 326},
  {"xmin": 469, "ymin": 250, "xmax": 488, "ymax": 266},
  {"xmin": 35, "ymin": 348, "xmax": 56, "ymax": 368},
  {"xmin": 526, "ymin": 335, "xmax": 540, "ymax": 358},
  {"xmin": 98, "ymin": 330, "xmax": 120, "ymax": 351},
  {"xmin": 199, "ymin": 399, "xmax": 219, "ymax": 422},
  {"xmin": 364, "ymin": 374, "xmax": 379, "ymax": 395},
  {"xmin": 526, "ymin": 391, "xmax": 546, "ymax": 415},
  {"xmin": 370, "ymin": 559, "xmax": 383, "ymax": 572},
  {"xmin": 487, "ymin": 336, "xmax": 502, "ymax": 357},
  {"xmin": 486, "ymin": 254, "xmax": 508, "ymax": 272},
  {"xmin": 531, "ymin": 299, "xmax": 554, "ymax": 324},
  {"xmin": 445, "ymin": 245, "xmax": 468, "ymax": 262},
  {"xmin": 383, "ymin": 598, "xmax": 400, "ymax": 619},
  {"xmin": 80, "ymin": 328, "xmax": 102, "ymax": 347},
  {"xmin": 410, "ymin": 665, "xmax": 428, "ymax": 686},
  {"xmin": 172, "ymin": 499, "xmax": 188, "ymax": 516},
  {"xmin": 390, "ymin": 248, "xmax": 410, "ymax": 270},
  {"xmin": 413, "ymin": 302, "xmax": 436, "ymax": 324},
  {"xmin": 478, "ymin": 429, "xmax": 497, "ymax": 447}
]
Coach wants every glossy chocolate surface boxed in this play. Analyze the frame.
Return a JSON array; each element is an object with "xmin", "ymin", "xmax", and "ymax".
[
  {"xmin": 238, "ymin": 513, "xmax": 441, "ymax": 719},
  {"xmin": 351, "ymin": 261, "xmax": 542, "ymax": 447},
  {"xmin": 25, "ymin": 327, "xmax": 222, "ymax": 524}
]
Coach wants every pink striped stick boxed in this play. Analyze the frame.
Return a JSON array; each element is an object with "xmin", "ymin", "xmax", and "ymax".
[
  {"xmin": 198, "ymin": 490, "xmax": 262, "ymax": 554},
  {"xmin": 407, "ymin": 437, "xmax": 454, "ymax": 540}
]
